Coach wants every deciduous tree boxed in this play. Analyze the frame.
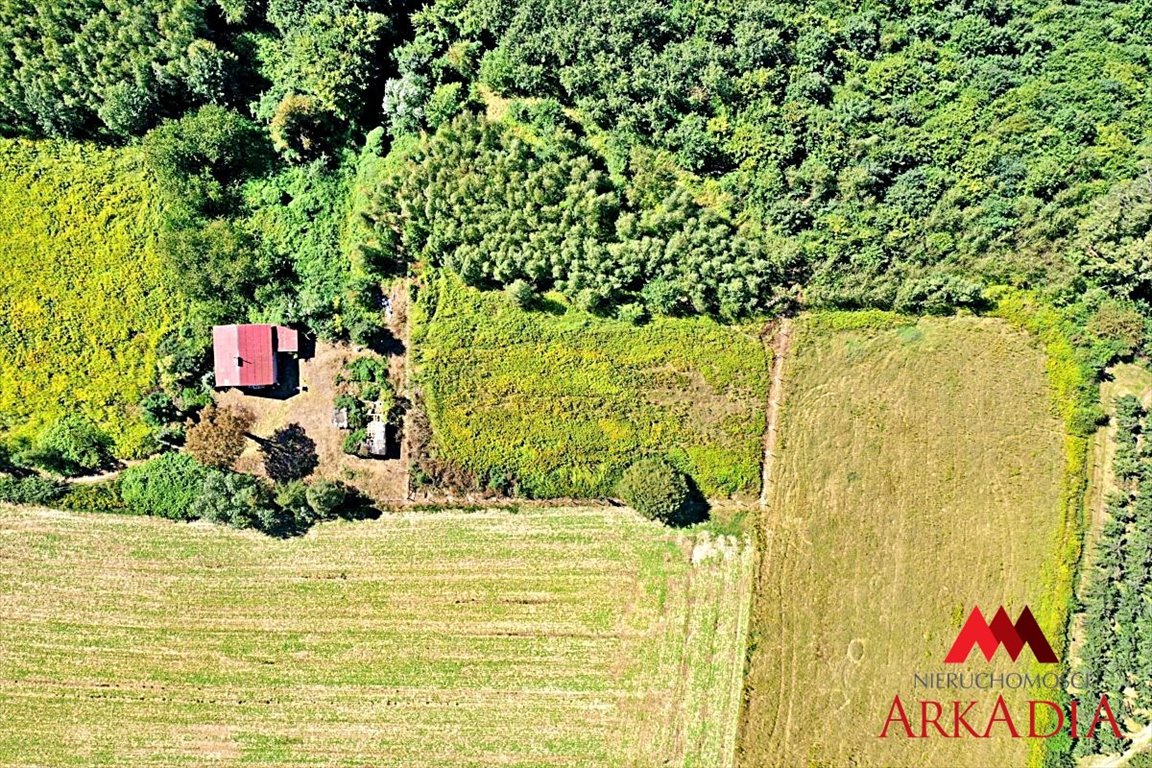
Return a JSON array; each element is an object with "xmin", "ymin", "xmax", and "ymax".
[{"xmin": 185, "ymin": 405, "xmax": 255, "ymax": 469}]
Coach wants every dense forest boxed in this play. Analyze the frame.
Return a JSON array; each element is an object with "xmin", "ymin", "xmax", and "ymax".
[
  {"xmin": 0, "ymin": 0, "xmax": 1148, "ymax": 445},
  {"xmin": 4, "ymin": 0, "xmax": 1152, "ymax": 342}
]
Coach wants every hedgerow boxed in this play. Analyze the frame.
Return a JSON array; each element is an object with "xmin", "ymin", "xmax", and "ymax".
[
  {"xmin": 118, "ymin": 452, "xmax": 367, "ymax": 535},
  {"xmin": 1067, "ymin": 395, "xmax": 1152, "ymax": 761},
  {"xmin": 989, "ymin": 289, "xmax": 1101, "ymax": 768}
]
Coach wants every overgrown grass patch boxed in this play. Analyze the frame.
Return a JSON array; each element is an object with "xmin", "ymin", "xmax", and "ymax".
[
  {"xmin": 411, "ymin": 271, "xmax": 768, "ymax": 498},
  {"xmin": 0, "ymin": 139, "xmax": 186, "ymax": 456}
]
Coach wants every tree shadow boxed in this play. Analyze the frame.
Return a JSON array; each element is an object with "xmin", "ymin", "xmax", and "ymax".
[
  {"xmin": 530, "ymin": 295, "xmax": 568, "ymax": 316},
  {"xmin": 296, "ymin": 333, "xmax": 317, "ymax": 361},
  {"xmin": 336, "ymin": 488, "xmax": 383, "ymax": 522},
  {"xmin": 363, "ymin": 326, "xmax": 406, "ymax": 357},
  {"xmin": 670, "ymin": 475, "xmax": 710, "ymax": 528},
  {"xmin": 259, "ymin": 485, "xmax": 381, "ymax": 539},
  {"xmin": 225, "ymin": 355, "xmax": 300, "ymax": 400}
]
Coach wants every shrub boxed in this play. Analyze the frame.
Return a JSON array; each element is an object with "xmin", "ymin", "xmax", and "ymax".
[
  {"xmin": 192, "ymin": 470, "xmax": 276, "ymax": 530},
  {"xmin": 185, "ymin": 405, "xmax": 255, "ymax": 469},
  {"xmin": 119, "ymin": 453, "xmax": 209, "ymax": 520},
  {"xmin": 59, "ymin": 482, "xmax": 127, "ymax": 514},
  {"xmin": 139, "ymin": 392, "xmax": 181, "ymax": 428},
  {"xmin": 0, "ymin": 475, "xmax": 67, "ymax": 505},
  {"xmin": 261, "ymin": 424, "xmax": 319, "ymax": 482},
  {"xmin": 343, "ymin": 429, "xmax": 368, "ymax": 456},
  {"xmin": 270, "ymin": 93, "xmax": 332, "ymax": 161},
  {"xmin": 616, "ymin": 457, "xmax": 691, "ymax": 525},
  {"xmin": 19, "ymin": 415, "xmax": 115, "ymax": 477},
  {"xmin": 336, "ymin": 354, "xmax": 398, "ymax": 429},
  {"xmin": 334, "ymin": 394, "xmax": 369, "ymax": 429},
  {"xmin": 342, "ymin": 355, "xmax": 390, "ymax": 384},
  {"xmin": 1086, "ymin": 299, "xmax": 1147, "ymax": 360},
  {"xmin": 506, "ymin": 279, "xmax": 536, "ymax": 309},
  {"xmin": 615, "ymin": 302, "xmax": 650, "ymax": 325},
  {"xmin": 306, "ymin": 479, "xmax": 348, "ymax": 519},
  {"xmin": 275, "ymin": 480, "xmax": 313, "ymax": 525}
]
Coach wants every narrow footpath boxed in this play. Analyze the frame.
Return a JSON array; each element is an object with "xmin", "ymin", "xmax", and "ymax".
[{"xmin": 760, "ymin": 318, "xmax": 793, "ymax": 509}]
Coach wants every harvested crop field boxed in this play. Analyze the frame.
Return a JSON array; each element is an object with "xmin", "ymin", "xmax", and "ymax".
[
  {"xmin": 412, "ymin": 272, "xmax": 768, "ymax": 499},
  {"xmin": 0, "ymin": 505, "xmax": 752, "ymax": 767},
  {"xmin": 739, "ymin": 314, "xmax": 1075, "ymax": 768}
]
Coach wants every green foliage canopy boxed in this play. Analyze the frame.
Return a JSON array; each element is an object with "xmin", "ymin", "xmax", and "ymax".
[
  {"xmin": 616, "ymin": 457, "xmax": 692, "ymax": 526},
  {"xmin": 120, "ymin": 453, "xmax": 210, "ymax": 520}
]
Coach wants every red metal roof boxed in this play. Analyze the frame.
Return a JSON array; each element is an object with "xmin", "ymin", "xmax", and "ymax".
[
  {"xmin": 274, "ymin": 325, "xmax": 299, "ymax": 354},
  {"xmin": 212, "ymin": 324, "xmax": 277, "ymax": 387}
]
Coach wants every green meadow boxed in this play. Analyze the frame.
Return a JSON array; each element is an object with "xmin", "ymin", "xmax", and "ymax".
[
  {"xmin": 0, "ymin": 139, "xmax": 185, "ymax": 455},
  {"xmin": 411, "ymin": 272, "xmax": 769, "ymax": 498}
]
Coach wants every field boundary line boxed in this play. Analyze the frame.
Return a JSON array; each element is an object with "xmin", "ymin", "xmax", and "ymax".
[{"xmin": 759, "ymin": 318, "xmax": 793, "ymax": 509}]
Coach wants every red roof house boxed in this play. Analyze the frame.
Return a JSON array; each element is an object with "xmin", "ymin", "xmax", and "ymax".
[{"xmin": 212, "ymin": 324, "xmax": 298, "ymax": 388}]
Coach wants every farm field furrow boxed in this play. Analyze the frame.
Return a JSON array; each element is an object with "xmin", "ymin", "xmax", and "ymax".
[{"xmin": 0, "ymin": 506, "xmax": 751, "ymax": 767}]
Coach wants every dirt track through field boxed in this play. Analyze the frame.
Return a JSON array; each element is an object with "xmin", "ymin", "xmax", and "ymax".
[{"xmin": 760, "ymin": 319, "xmax": 792, "ymax": 509}]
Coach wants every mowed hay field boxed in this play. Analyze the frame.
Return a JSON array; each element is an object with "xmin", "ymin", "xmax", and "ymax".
[
  {"xmin": 739, "ymin": 315, "xmax": 1072, "ymax": 768},
  {"xmin": 0, "ymin": 139, "xmax": 185, "ymax": 455},
  {"xmin": 0, "ymin": 505, "xmax": 752, "ymax": 767},
  {"xmin": 413, "ymin": 272, "xmax": 768, "ymax": 499}
]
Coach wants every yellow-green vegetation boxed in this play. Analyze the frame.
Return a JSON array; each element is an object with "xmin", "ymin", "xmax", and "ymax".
[
  {"xmin": 411, "ymin": 272, "xmax": 768, "ymax": 498},
  {"xmin": 0, "ymin": 505, "xmax": 753, "ymax": 767},
  {"xmin": 739, "ymin": 315, "xmax": 1074, "ymax": 768},
  {"xmin": 988, "ymin": 290, "xmax": 1099, "ymax": 768},
  {"xmin": 0, "ymin": 139, "xmax": 185, "ymax": 456}
]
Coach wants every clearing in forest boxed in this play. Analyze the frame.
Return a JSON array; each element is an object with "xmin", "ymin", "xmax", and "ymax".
[{"xmin": 411, "ymin": 271, "xmax": 768, "ymax": 499}]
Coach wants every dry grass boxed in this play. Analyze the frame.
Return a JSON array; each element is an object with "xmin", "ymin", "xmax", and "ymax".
[
  {"xmin": 219, "ymin": 341, "xmax": 407, "ymax": 503},
  {"xmin": 738, "ymin": 316, "xmax": 1070, "ymax": 768},
  {"xmin": 0, "ymin": 505, "xmax": 751, "ymax": 767}
]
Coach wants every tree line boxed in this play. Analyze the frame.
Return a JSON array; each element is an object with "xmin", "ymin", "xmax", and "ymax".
[{"xmin": 1070, "ymin": 394, "xmax": 1152, "ymax": 762}]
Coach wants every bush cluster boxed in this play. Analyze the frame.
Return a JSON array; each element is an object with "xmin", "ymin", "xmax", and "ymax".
[
  {"xmin": 118, "ymin": 452, "xmax": 366, "ymax": 536},
  {"xmin": 0, "ymin": 475, "xmax": 66, "ymax": 506},
  {"xmin": 615, "ymin": 458, "xmax": 692, "ymax": 526}
]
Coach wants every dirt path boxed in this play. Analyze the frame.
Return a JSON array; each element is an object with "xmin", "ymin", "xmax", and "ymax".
[
  {"xmin": 386, "ymin": 279, "xmax": 413, "ymax": 502},
  {"xmin": 1086, "ymin": 724, "xmax": 1152, "ymax": 768},
  {"xmin": 1074, "ymin": 365, "xmax": 1152, "ymax": 768},
  {"xmin": 760, "ymin": 318, "xmax": 793, "ymax": 509},
  {"xmin": 64, "ymin": 460, "xmax": 145, "ymax": 485}
]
